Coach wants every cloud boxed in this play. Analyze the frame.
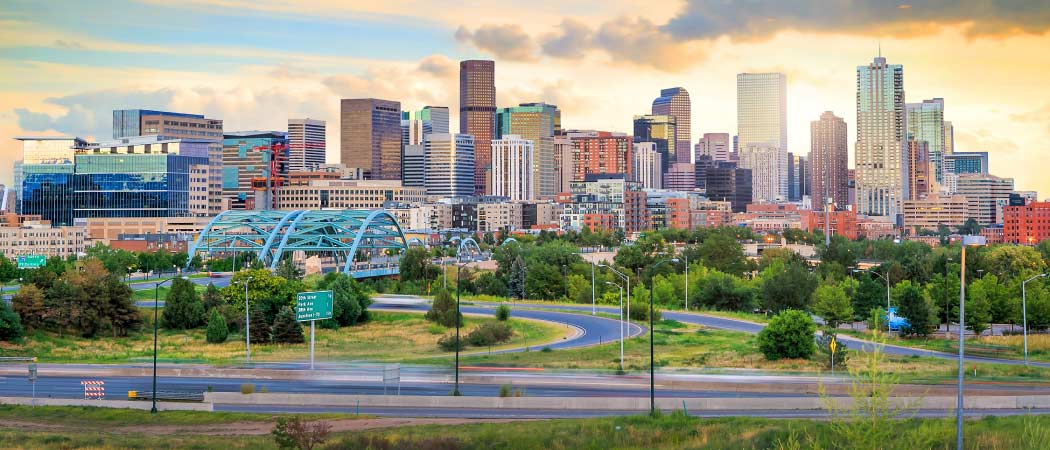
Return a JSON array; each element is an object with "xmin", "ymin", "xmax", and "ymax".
[
  {"xmin": 593, "ymin": 17, "xmax": 706, "ymax": 72},
  {"xmin": 662, "ymin": 0, "xmax": 1050, "ymax": 41},
  {"xmin": 1010, "ymin": 103, "xmax": 1050, "ymax": 135},
  {"xmin": 454, "ymin": 24, "xmax": 537, "ymax": 61},
  {"xmin": 15, "ymin": 89, "xmax": 179, "ymax": 137},
  {"xmin": 954, "ymin": 128, "xmax": 1021, "ymax": 154},
  {"xmin": 540, "ymin": 19, "xmax": 594, "ymax": 59},
  {"xmin": 417, "ymin": 54, "xmax": 457, "ymax": 78}
]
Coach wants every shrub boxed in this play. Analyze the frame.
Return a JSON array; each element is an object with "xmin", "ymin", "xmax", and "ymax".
[
  {"xmin": 498, "ymin": 384, "xmax": 512, "ymax": 397},
  {"xmin": 495, "ymin": 304, "xmax": 511, "ymax": 321},
  {"xmin": 272, "ymin": 306, "xmax": 304, "ymax": 344},
  {"xmin": 0, "ymin": 301, "xmax": 23, "ymax": 342},
  {"xmin": 437, "ymin": 334, "xmax": 462, "ymax": 352},
  {"xmin": 757, "ymin": 309, "xmax": 816, "ymax": 360},
  {"xmin": 465, "ymin": 322, "xmax": 513, "ymax": 347},
  {"xmin": 249, "ymin": 308, "xmax": 271, "ymax": 344},
  {"xmin": 272, "ymin": 415, "xmax": 330, "ymax": 450},
  {"xmin": 327, "ymin": 435, "xmax": 462, "ymax": 450},
  {"xmin": 815, "ymin": 332, "xmax": 849, "ymax": 370},
  {"xmin": 161, "ymin": 277, "xmax": 205, "ymax": 329},
  {"xmin": 426, "ymin": 289, "xmax": 461, "ymax": 328},
  {"xmin": 240, "ymin": 383, "xmax": 255, "ymax": 394},
  {"xmin": 205, "ymin": 308, "xmax": 228, "ymax": 344}
]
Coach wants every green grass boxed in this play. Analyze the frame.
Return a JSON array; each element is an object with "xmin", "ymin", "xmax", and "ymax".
[
  {"xmin": 1, "ymin": 407, "xmax": 1049, "ymax": 449},
  {"xmin": 838, "ymin": 328, "xmax": 1050, "ymax": 364},
  {"xmin": 131, "ymin": 283, "xmax": 207, "ymax": 301},
  {"xmin": 0, "ymin": 311, "xmax": 569, "ymax": 365},
  {"xmin": 0, "ymin": 405, "xmax": 344, "ymax": 426}
]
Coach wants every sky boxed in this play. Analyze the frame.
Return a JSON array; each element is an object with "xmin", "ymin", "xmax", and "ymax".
[{"xmin": 3, "ymin": 0, "xmax": 1050, "ymax": 196}]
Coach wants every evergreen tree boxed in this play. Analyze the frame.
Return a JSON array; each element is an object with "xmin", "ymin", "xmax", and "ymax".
[
  {"xmin": 205, "ymin": 308, "xmax": 229, "ymax": 344},
  {"xmin": 161, "ymin": 277, "xmax": 206, "ymax": 329},
  {"xmin": 507, "ymin": 256, "xmax": 526, "ymax": 299},
  {"xmin": 272, "ymin": 306, "xmax": 304, "ymax": 344},
  {"xmin": 0, "ymin": 301, "xmax": 23, "ymax": 342},
  {"xmin": 426, "ymin": 289, "xmax": 461, "ymax": 327},
  {"xmin": 202, "ymin": 283, "xmax": 223, "ymax": 311},
  {"xmin": 893, "ymin": 280, "xmax": 933, "ymax": 337},
  {"xmin": 249, "ymin": 308, "xmax": 271, "ymax": 344},
  {"xmin": 275, "ymin": 258, "xmax": 304, "ymax": 281}
]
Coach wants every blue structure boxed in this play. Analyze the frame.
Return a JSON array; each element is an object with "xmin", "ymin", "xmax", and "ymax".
[
  {"xmin": 187, "ymin": 209, "xmax": 408, "ymax": 278},
  {"xmin": 885, "ymin": 307, "xmax": 910, "ymax": 332}
]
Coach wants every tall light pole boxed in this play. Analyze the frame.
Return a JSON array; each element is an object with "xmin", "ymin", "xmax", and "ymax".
[
  {"xmin": 957, "ymin": 235, "xmax": 987, "ymax": 450},
  {"xmin": 683, "ymin": 254, "xmax": 689, "ymax": 311},
  {"xmin": 869, "ymin": 270, "xmax": 892, "ymax": 311},
  {"xmin": 1021, "ymin": 273, "xmax": 1046, "ymax": 366},
  {"xmin": 234, "ymin": 276, "xmax": 254, "ymax": 364},
  {"xmin": 605, "ymin": 281, "xmax": 625, "ymax": 372},
  {"xmin": 453, "ymin": 263, "xmax": 467, "ymax": 396},
  {"xmin": 152, "ymin": 276, "xmax": 187, "ymax": 414},
  {"xmin": 590, "ymin": 262, "xmax": 596, "ymax": 315},
  {"xmin": 600, "ymin": 264, "xmax": 630, "ymax": 324},
  {"xmin": 945, "ymin": 258, "xmax": 952, "ymax": 336},
  {"xmin": 648, "ymin": 257, "xmax": 679, "ymax": 415}
]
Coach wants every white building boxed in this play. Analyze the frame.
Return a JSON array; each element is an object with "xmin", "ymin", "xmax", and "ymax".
[
  {"xmin": 490, "ymin": 135, "xmax": 535, "ymax": 201},
  {"xmin": 695, "ymin": 132, "xmax": 732, "ymax": 162},
  {"xmin": 737, "ymin": 73, "xmax": 788, "ymax": 199},
  {"xmin": 287, "ymin": 118, "xmax": 326, "ymax": 172},
  {"xmin": 855, "ymin": 55, "xmax": 907, "ymax": 217},
  {"xmin": 632, "ymin": 142, "xmax": 662, "ymax": 189},
  {"xmin": 739, "ymin": 143, "xmax": 785, "ymax": 202},
  {"xmin": 424, "ymin": 133, "xmax": 475, "ymax": 198}
]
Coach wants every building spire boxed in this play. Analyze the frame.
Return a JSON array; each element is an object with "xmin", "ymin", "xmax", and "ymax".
[{"xmin": 878, "ymin": 40, "xmax": 882, "ymax": 58}]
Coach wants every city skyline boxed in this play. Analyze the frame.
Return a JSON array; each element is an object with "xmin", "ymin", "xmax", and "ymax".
[{"xmin": 3, "ymin": 1, "xmax": 1050, "ymax": 198}]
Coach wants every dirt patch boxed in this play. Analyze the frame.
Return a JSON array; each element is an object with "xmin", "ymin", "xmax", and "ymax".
[
  {"xmin": 1, "ymin": 420, "xmax": 73, "ymax": 432},
  {"xmin": 110, "ymin": 418, "xmax": 535, "ymax": 436}
]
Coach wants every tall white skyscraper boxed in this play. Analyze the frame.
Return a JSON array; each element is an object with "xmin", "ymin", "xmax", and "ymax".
[
  {"xmin": 491, "ymin": 135, "xmax": 535, "ymax": 201},
  {"xmin": 737, "ymin": 73, "xmax": 787, "ymax": 199},
  {"xmin": 739, "ymin": 143, "xmax": 784, "ymax": 202},
  {"xmin": 632, "ymin": 142, "xmax": 662, "ymax": 189},
  {"xmin": 424, "ymin": 133, "xmax": 475, "ymax": 197},
  {"xmin": 856, "ymin": 54, "xmax": 907, "ymax": 217}
]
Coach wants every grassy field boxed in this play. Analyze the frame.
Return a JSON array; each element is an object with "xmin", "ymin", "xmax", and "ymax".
[
  {"xmin": 1, "ymin": 405, "xmax": 1049, "ymax": 449},
  {"xmin": 0, "ymin": 311, "xmax": 568, "ymax": 364},
  {"xmin": 839, "ymin": 329, "xmax": 1050, "ymax": 364}
]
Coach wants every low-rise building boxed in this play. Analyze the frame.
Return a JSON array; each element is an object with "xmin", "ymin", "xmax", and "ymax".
[
  {"xmin": 799, "ymin": 209, "xmax": 859, "ymax": 240},
  {"xmin": 79, "ymin": 216, "xmax": 212, "ymax": 245},
  {"xmin": 477, "ymin": 202, "xmax": 523, "ymax": 232},
  {"xmin": 0, "ymin": 215, "xmax": 85, "ymax": 258},
  {"xmin": 1003, "ymin": 201, "xmax": 1050, "ymax": 244},
  {"xmin": 560, "ymin": 174, "xmax": 647, "ymax": 233},
  {"xmin": 902, "ymin": 194, "xmax": 972, "ymax": 233},
  {"xmin": 274, "ymin": 180, "xmax": 426, "ymax": 210}
]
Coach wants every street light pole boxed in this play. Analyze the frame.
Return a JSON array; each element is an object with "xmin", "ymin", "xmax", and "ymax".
[
  {"xmin": 945, "ymin": 258, "xmax": 952, "ymax": 336},
  {"xmin": 606, "ymin": 281, "xmax": 624, "ymax": 371},
  {"xmin": 684, "ymin": 254, "xmax": 689, "ymax": 311},
  {"xmin": 152, "ymin": 276, "xmax": 187, "ymax": 414},
  {"xmin": 600, "ymin": 264, "xmax": 630, "ymax": 325},
  {"xmin": 591, "ymin": 262, "xmax": 596, "ymax": 315},
  {"xmin": 648, "ymin": 257, "xmax": 678, "ymax": 416},
  {"xmin": 454, "ymin": 263, "xmax": 466, "ymax": 396},
  {"xmin": 871, "ymin": 270, "xmax": 891, "ymax": 311},
  {"xmin": 1021, "ymin": 273, "xmax": 1046, "ymax": 366},
  {"xmin": 957, "ymin": 235, "xmax": 986, "ymax": 450},
  {"xmin": 235, "ymin": 277, "xmax": 254, "ymax": 364}
]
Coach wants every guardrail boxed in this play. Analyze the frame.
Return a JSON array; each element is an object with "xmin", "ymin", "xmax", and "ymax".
[{"xmin": 128, "ymin": 390, "xmax": 205, "ymax": 402}]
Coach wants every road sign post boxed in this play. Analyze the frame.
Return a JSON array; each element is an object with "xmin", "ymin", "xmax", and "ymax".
[
  {"xmin": 16, "ymin": 255, "xmax": 46, "ymax": 269},
  {"xmin": 829, "ymin": 336, "xmax": 837, "ymax": 376},
  {"xmin": 296, "ymin": 290, "xmax": 334, "ymax": 370},
  {"xmin": 28, "ymin": 360, "xmax": 37, "ymax": 405}
]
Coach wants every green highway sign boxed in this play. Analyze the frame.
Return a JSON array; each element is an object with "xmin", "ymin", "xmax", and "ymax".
[
  {"xmin": 295, "ymin": 290, "xmax": 334, "ymax": 322},
  {"xmin": 17, "ymin": 255, "xmax": 46, "ymax": 269}
]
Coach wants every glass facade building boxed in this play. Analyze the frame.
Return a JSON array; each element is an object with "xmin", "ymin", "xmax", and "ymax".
[
  {"xmin": 17, "ymin": 137, "xmax": 88, "ymax": 226},
  {"xmin": 855, "ymin": 55, "xmax": 906, "ymax": 217},
  {"xmin": 633, "ymin": 114, "xmax": 677, "ymax": 174},
  {"xmin": 496, "ymin": 103, "xmax": 560, "ymax": 199},
  {"xmin": 651, "ymin": 87, "xmax": 691, "ymax": 163},
  {"xmin": 222, "ymin": 131, "xmax": 289, "ymax": 210}
]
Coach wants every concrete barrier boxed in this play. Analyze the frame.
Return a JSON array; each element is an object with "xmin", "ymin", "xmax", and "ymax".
[
  {"xmin": 0, "ymin": 397, "xmax": 213, "ymax": 411},
  {"xmin": 205, "ymin": 392, "xmax": 1050, "ymax": 412}
]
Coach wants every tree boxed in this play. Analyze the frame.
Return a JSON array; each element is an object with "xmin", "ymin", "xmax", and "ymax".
[
  {"xmin": 425, "ymin": 289, "xmax": 461, "ymax": 327},
  {"xmin": 628, "ymin": 285, "xmax": 660, "ymax": 321},
  {"xmin": 697, "ymin": 271, "xmax": 756, "ymax": 311},
  {"xmin": 476, "ymin": 271, "xmax": 506, "ymax": 296},
  {"xmin": 0, "ymin": 254, "xmax": 20, "ymax": 282},
  {"xmin": 0, "ymin": 301, "xmax": 23, "ymax": 341},
  {"xmin": 506, "ymin": 256, "xmax": 526, "ymax": 299},
  {"xmin": 969, "ymin": 274, "xmax": 1011, "ymax": 324},
  {"xmin": 757, "ymin": 309, "xmax": 816, "ymax": 360},
  {"xmin": 272, "ymin": 306, "xmax": 304, "ymax": 344},
  {"xmin": 222, "ymin": 269, "xmax": 301, "ymax": 323},
  {"xmin": 326, "ymin": 274, "xmax": 370, "ymax": 327},
  {"xmin": 696, "ymin": 232, "xmax": 751, "ymax": 275},
  {"xmin": 250, "ymin": 308, "xmax": 271, "ymax": 344},
  {"xmin": 275, "ymin": 258, "xmax": 304, "ymax": 281},
  {"xmin": 651, "ymin": 275, "xmax": 677, "ymax": 307},
  {"xmin": 202, "ymin": 283, "xmax": 223, "ymax": 311},
  {"xmin": 495, "ymin": 304, "xmax": 511, "ymax": 321},
  {"xmin": 161, "ymin": 277, "xmax": 206, "ymax": 329},
  {"xmin": 398, "ymin": 247, "xmax": 436, "ymax": 283},
  {"xmin": 271, "ymin": 416, "xmax": 331, "ymax": 450},
  {"xmin": 205, "ymin": 309, "xmax": 229, "ymax": 344},
  {"xmin": 893, "ymin": 280, "xmax": 933, "ymax": 337},
  {"xmin": 811, "ymin": 284, "xmax": 853, "ymax": 329},
  {"xmin": 851, "ymin": 275, "xmax": 886, "ymax": 322},
  {"xmin": 964, "ymin": 282, "xmax": 993, "ymax": 338},
  {"xmin": 957, "ymin": 217, "xmax": 982, "ymax": 235},
  {"xmin": 980, "ymin": 245, "xmax": 1044, "ymax": 282},
  {"xmin": 11, "ymin": 284, "xmax": 47, "ymax": 331},
  {"xmin": 760, "ymin": 261, "xmax": 817, "ymax": 312}
]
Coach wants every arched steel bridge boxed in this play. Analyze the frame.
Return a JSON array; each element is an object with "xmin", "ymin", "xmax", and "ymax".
[{"xmin": 186, "ymin": 209, "xmax": 408, "ymax": 278}]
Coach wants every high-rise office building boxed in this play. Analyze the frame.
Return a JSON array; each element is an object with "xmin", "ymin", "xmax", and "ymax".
[
  {"xmin": 810, "ymin": 111, "xmax": 849, "ymax": 208},
  {"xmin": 855, "ymin": 54, "xmax": 907, "ymax": 217},
  {"xmin": 567, "ymin": 131, "xmax": 633, "ymax": 182},
  {"xmin": 402, "ymin": 144, "xmax": 425, "ymax": 188},
  {"xmin": 944, "ymin": 120, "xmax": 954, "ymax": 155},
  {"xmin": 664, "ymin": 163, "xmax": 696, "ymax": 192},
  {"xmin": 16, "ymin": 137, "xmax": 87, "ymax": 226},
  {"xmin": 113, "ymin": 109, "xmax": 224, "ymax": 214},
  {"xmin": 787, "ymin": 153, "xmax": 809, "ymax": 202},
  {"xmin": 222, "ymin": 131, "xmax": 289, "ymax": 210},
  {"xmin": 287, "ymin": 118, "xmax": 326, "ymax": 172},
  {"xmin": 490, "ymin": 135, "xmax": 534, "ymax": 201},
  {"xmin": 906, "ymin": 98, "xmax": 946, "ymax": 184},
  {"xmin": 695, "ymin": 132, "xmax": 731, "ymax": 162},
  {"xmin": 424, "ymin": 133, "xmax": 475, "ymax": 198},
  {"xmin": 415, "ymin": 106, "xmax": 450, "ymax": 134},
  {"xmin": 74, "ymin": 136, "xmax": 210, "ymax": 218},
  {"xmin": 737, "ymin": 73, "xmax": 788, "ymax": 199},
  {"xmin": 651, "ymin": 87, "xmax": 691, "ymax": 163},
  {"xmin": 906, "ymin": 140, "xmax": 931, "ymax": 200},
  {"xmin": 956, "ymin": 174, "xmax": 1014, "ymax": 225},
  {"xmin": 633, "ymin": 114, "xmax": 677, "ymax": 174},
  {"xmin": 496, "ymin": 103, "xmax": 559, "ymax": 198},
  {"xmin": 705, "ymin": 161, "xmax": 753, "ymax": 213},
  {"xmin": 944, "ymin": 152, "xmax": 989, "ymax": 175},
  {"xmin": 340, "ymin": 98, "xmax": 402, "ymax": 180},
  {"xmin": 632, "ymin": 142, "xmax": 662, "ymax": 189},
  {"xmin": 739, "ymin": 143, "xmax": 784, "ymax": 202},
  {"xmin": 554, "ymin": 136, "xmax": 573, "ymax": 194},
  {"xmin": 460, "ymin": 60, "xmax": 496, "ymax": 195}
]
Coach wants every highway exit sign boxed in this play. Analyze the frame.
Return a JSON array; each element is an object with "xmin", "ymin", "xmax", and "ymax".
[
  {"xmin": 17, "ymin": 255, "xmax": 46, "ymax": 269},
  {"xmin": 295, "ymin": 290, "xmax": 334, "ymax": 322}
]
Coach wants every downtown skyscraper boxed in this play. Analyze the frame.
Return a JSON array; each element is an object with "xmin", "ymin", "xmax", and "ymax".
[
  {"xmin": 287, "ymin": 118, "xmax": 326, "ymax": 172},
  {"xmin": 855, "ymin": 54, "xmax": 907, "ymax": 217},
  {"xmin": 810, "ymin": 111, "xmax": 849, "ymax": 209},
  {"xmin": 460, "ymin": 60, "xmax": 496, "ymax": 195},
  {"xmin": 340, "ymin": 98, "xmax": 402, "ymax": 180},
  {"xmin": 737, "ymin": 73, "xmax": 788, "ymax": 200},
  {"xmin": 905, "ymin": 98, "xmax": 946, "ymax": 185},
  {"xmin": 651, "ymin": 87, "xmax": 691, "ymax": 163}
]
